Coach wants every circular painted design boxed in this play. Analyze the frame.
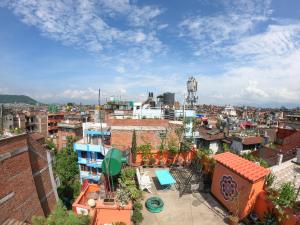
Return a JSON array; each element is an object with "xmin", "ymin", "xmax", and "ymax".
[{"xmin": 220, "ymin": 175, "xmax": 238, "ymax": 201}]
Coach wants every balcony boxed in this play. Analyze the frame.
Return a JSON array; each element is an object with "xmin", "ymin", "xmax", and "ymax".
[
  {"xmin": 86, "ymin": 159, "xmax": 102, "ymax": 168},
  {"xmin": 80, "ymin": 171, "xmax": 101, "ymax": 182},
  {"xmin": 78, "ymin": 157, "xmax": 87, "ymax": 164},
  {"xmin": 74, "ymin": 142, "xmax": 111, "ymax": 155}
]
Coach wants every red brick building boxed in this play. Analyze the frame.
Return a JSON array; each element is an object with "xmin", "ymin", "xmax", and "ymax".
[
  {"xmin": 57, "ymin": 121, "xmax": 82, "ymax": 151},
  {"xmin": 108, "ymin": 119, "xmax": 178, "ymax": 150},
  {"xmin": 48, "ymin": 113, "xmax": 64, "ymax": 137},
  {"xmin": 0, "ymin": 133, "xmax": 58, "ymax": 224}
]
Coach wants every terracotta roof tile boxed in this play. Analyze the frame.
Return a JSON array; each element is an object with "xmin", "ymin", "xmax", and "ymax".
[{"xmin": 213, "ymin": 152, "xmax": 270, "ymax": 183}]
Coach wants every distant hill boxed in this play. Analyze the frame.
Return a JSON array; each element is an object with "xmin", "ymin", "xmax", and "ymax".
[{"xmin": 0, "ymin": 94, "xmax": 38, "ymax": 105}]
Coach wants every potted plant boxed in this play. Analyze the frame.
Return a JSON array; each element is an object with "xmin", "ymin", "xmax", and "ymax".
[
  {"xmin": 269, "ymin": 182, "xmax": 296, "ymax": 223},
  {"xmin": 264, "ymin": 173, "xmax": 276, "ymax": 192},
  {"xmin": 149, "ymin": 157, "xmax": 156, "ymax": 167},
  {"xmin": 168, "ymin": 137, "xmax": 179, "ymax": 166},
  {"xmin": 159, "ymin": 159, "xmax": 165, "ymax": 168}
]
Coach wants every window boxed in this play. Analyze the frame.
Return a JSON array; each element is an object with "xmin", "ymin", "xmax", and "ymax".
[
  {"xmin": 136, "ymin": 106, "xmax": 140, "ymax": 110},
  {"xmin": 62, "ymin": 136, "xmax": 66, "ymax": 141},
  {"xmin": 62, "ymin": 144, "xmax": 66, "ymax": 148},
  {"xmin": 80, "ymin": 164, "xmax": 88, "ymax": 171},
  {"xmin": 97, "ymin": 152, "xmax": 104, "ymax": 160},
  {"xmin": 91, "ymin": 167, "xmax": 97, "ymax": 175},
  {"xmin": 81, "ymin": 151, "xmax": 87, "ymax": 158}
]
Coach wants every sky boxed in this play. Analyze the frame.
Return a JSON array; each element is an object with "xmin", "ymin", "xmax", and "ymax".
[{"xmin": 0, "ymin": 0, "xmax": 300, "ymax": 107}]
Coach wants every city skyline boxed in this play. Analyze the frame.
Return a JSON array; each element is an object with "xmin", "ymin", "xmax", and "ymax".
[{"xmin": 0, "ymin": 0, "xmax": 300, "ymax": 107}]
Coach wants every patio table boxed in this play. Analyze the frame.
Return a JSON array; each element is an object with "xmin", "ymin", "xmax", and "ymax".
[{"xmin": 155, "ymin": 170, "xmax": 176, "ymax": 189}]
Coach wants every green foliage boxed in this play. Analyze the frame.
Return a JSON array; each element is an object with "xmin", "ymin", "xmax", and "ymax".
[
  {"xmin": 116, "ymin": 188, "xmax": 131, "ymax": 208},
  {"xmin": 119, "ymin": 167, "xmax": 142, "ymax": 202},
  {"xmin": 241, "ymin": 152, "xmax": 269, "ymax": 168},
  {"xmin": 138, "ymin": 143, "xmax": 151, "ymax": 162},
  {"xmin": 54, "ymin": 147, "xmax": 78, "ymax": 184},
  {"xmin": 197, "ymin": 148, "xmax": 212, "ymax": 158},
  {"xmin": 46, "ymin": 138, "xmax": 56, "ymax": 152},
  {"xmin": 133, "ymin": 202, "xmax": 143, "ymax": 211},
  {"xmin": 131, "ymin": 130, "xmax": 137, "ymax": 162},
  {"xmin": 274, "ymin": 182, "xmax": 296, "ymax": 208},
  {"xmin": 149, "ymin": 157, "xmax": 156, "ymax": 165},
  {"xmin": 265, "ymin": 173, "xmax": 276, "ymax": 189},
  {"xmin": 262, "ymin": 211, "xmax": 278, "ymax": 225},
  {"xmin": 32, "ymin": 201, "xmax": 89, "ymax": 225},
  {"xmin": 180, "ymin": 137, "xmax": 193, "ymax": 152},
  {"xmin": 168, "ymin": 137, "xmax": 179, "ymax": 155},
  {"xmin": 54, "ymin": 137, "xmax": 79, "ymax": 208},
  {"xmin": 131, "ymin": 209, "xmax": 143, "ymax": 225},
  {"xmin": 270, "ymin": 182, "xmax": 296, "ymax": 222},
  {"xmin": 222, "ymin": 143, "xmax": 230, "ymax": 152},
  {"xmin": 121, "ymin": 167, "xmax": 136, "ymax": 180}
]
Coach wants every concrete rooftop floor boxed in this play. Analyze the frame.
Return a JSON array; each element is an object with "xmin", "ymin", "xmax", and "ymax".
[{"xmin": 140, "ymin": 168, "xmax": 228, "ymax": 225}]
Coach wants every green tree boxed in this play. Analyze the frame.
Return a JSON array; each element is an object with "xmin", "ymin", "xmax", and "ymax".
[
  {"xmin": 131, "ymin": 130, "xmax": 137, "ymax": 162},
  {"xmin": 32, "ymin": 201, "xmax": 89, "ymax": 225},
  {"xmin": 54, "ymin": 136, "xmax": 80, "ymax": 208},
  {"xmin": 45, "ymin": 138, "xmax": 57, "ymax": 152}
]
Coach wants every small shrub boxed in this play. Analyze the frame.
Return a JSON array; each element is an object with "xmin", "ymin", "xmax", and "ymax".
[
  {"xmin": 263, "ymin": 211, "xmax": 278, "ymax": 225},
  {"xmin": 149, "ymin": 157, "xmax": 156, "ymax": 165},
  {"xmin": 265, "ymin": 173, "xmax": 276, "ymax": 189},
  {"xmin": 133, "ymin": 202, "xmax": 143, "ymax": 211},
  {"xmin": 131, "ymin": 209, "xmax": 143, "ymax": 225}
]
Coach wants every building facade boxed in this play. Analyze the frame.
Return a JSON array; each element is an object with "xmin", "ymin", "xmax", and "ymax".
[
  {"xmin": 74, "ymin": 122, "xmax": 111, "ymax": 183},
  {"xmin": 57, "ymin": 121, "xmax": 82, "ymax": 151}
]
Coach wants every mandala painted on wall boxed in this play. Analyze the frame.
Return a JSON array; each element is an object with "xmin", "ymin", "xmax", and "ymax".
[{"xmin": 220, "ymin": 175, "xmax": 238, "ymax": 201}]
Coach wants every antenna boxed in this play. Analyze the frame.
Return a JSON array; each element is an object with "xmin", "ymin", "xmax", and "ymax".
[{"xmin": 186, "ymin": 76, "xmax": 198, "ymax": 109}]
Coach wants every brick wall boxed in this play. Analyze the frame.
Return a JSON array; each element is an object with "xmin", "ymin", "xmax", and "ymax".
[
  {"xmin": 0, "ymin": 134, "xmax": 57, "ymax": 224},
  {"xmin": 27, "ymin": 135, "xmax": 57, "ymax": 216},
  {"xmin": 57, "ymin": 128, "xmax": 82, "ymax": 151}
]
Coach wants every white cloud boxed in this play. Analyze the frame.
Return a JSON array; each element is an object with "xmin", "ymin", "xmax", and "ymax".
[
  {"xmin": 62, "ymin": 88, "xmax": 98, "ymax": 100},
  {"xmin": 1, "ymin": 0, "xmax": 164, "ymax": 58},
  {"xmin": 115, "ymin": 66, "xmax": 126, "ymax": 73},
  {"xmin": 228, "ymin": 23, "xmax": 300, "ymax": 60},
  {"xmin": 179, "ymin": 0, "xmax": 272, "ymax": 55},
  {"xmin": 195, "ymin": 49, "xmax": 300, "ymax": 105}
]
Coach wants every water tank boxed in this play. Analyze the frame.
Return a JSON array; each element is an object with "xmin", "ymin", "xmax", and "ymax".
[
  {"xmin": 102, "ymin": 148, "xmax": 127, "ymax": 176},
  {"xmin": 163, "ymin": 92, "xmax": 175, "ymax": 106}
]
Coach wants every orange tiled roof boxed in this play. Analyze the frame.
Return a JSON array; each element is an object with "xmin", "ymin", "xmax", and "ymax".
[{"xmin": 213, "ymin": 152, "xmax": 270, "ymax": 183}]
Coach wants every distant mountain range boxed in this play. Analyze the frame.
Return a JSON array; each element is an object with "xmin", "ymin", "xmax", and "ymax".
[{"xmin": 0, "ymin": 94, "xmax": 38, "ymax": 105}]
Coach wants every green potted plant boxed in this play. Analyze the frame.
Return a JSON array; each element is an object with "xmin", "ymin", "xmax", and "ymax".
[
  {"xmin": 168, "ymin": 137, "xmax": 179, "ymax": 165},
  {"xmin": 269, "ymin": 182, "xmax": 296, "ymax": 223},
  {"xmin": 264, "ymin": 173, "xmax": 276, "ymax": 192},
  {"xmin": 149, "ymin": 157, "xmax": 156, "ymax": 167},
  {"xmin": 138, "ymin": 143, "xmax": 151, "ymax": 167}
]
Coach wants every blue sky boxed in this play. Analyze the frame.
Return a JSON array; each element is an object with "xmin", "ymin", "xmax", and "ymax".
[{"xmin": 0, "ymin": 0, "xmax": 300, "ymax": 107}]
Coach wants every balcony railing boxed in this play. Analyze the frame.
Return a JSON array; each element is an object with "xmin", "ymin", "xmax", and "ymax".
[
  {"xmin": 86, "ymin": 159, "xmax": 102, "ymax": 168},
  {"xmin": 80, "ymin": 171, "xmax": 101, "ymax": 182},
  {"xmin": 74, "ymin": 143, "xmax": 111, "ymax": 155}
]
